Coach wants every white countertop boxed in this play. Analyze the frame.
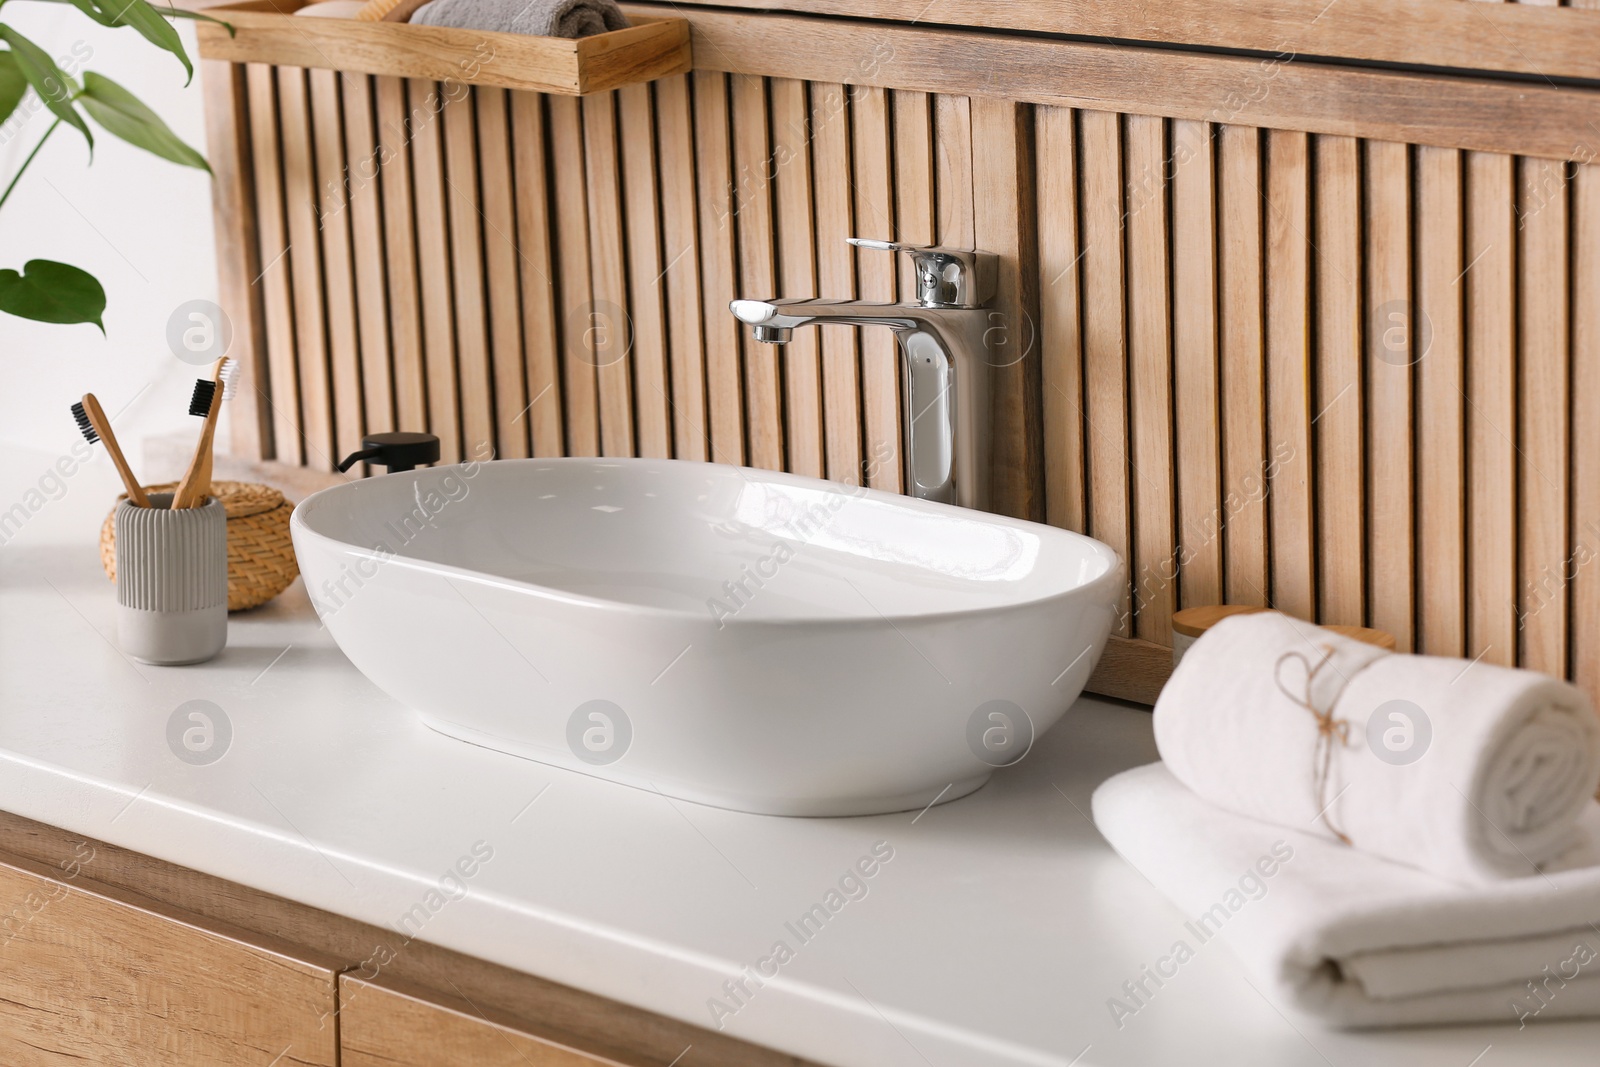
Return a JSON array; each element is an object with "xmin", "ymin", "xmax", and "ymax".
[{"xmin": 1, "ymin": 452, "xmax": 1596, "ymax": 1067}]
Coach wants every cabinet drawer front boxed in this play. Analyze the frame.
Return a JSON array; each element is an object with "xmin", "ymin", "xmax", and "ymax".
[
  {"xmin": 0, "ymin": 855, "xmax": 338, "ymax": 1066},
  {"xmin": 340, "ymin": 975, "xmax": 636, "ymax": 1067}
]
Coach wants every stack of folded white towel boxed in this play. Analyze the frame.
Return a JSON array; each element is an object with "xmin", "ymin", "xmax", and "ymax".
[{"xmin": 1093, "ymin": 611, "xmax": 1600, "ymax": 1027}]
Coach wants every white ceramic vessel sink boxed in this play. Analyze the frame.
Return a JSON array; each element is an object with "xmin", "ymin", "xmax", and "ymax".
[{"xmin": 292, "ymin": 459, "xmax": 1123, "ymax": 815}]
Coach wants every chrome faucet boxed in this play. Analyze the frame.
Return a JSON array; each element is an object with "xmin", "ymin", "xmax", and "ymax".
[{"xmin": 730, "ymin": 238, "xmax": 1000, "ymax": 510}]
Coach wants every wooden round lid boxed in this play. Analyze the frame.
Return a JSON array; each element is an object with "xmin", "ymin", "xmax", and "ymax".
[
  {"xmin": 1171, "ymin": 606, "xmax": 1398, "ymax": 651},
  {"xmin": 1323, "ymin": 625, "xmax": 1398, "ymax": 651},
  {"xmin": 1170, "ymin": 604, "xmax": 1269, "ymax": 638}
]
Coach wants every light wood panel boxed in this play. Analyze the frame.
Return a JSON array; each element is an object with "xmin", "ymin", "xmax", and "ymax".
[
  {"xmin": 1264, "ymin": 129, "xmax": 1315, "ymax": 621},
  {"xmin": 731, "ymin": 74, "xmax": 784, "ymax": 472},
  {"xmin": 1216, "ymin": 124, "xmax": 1268, "ymax": 608},
  {"xmin": 310, "ymin": 68, "xmax": 364, "ymax": 468},
  {"xmin": 341, "ymin": 976, "xmax": 636, "ymax": 1067},
  {"xmin": 0, "ymin": 853, "xmax": 338, "ymax": 1066},
  {"xmin": 1171, "ymin": 118, "xmax": 1221, "ymax": 611},
  {"xmin": 675, "ymin": 5, "xmax": 1600, "ymax": 163},
  {"xmin": 1517, "ymin": 157, "xmax": 1570, "ymax": 676},
  {"xmin": 1124, "ymin": 113, "xmax": 1175, "ymax": 644},
  {"xmin": 653, "ymin": 74, "xmax": 708, "ymax": 463},
  {"xmin": 0, "ymin": 812, "xmax": 833, "ymax": 1067},
  {"xmin": 1037, "ymin": 106, "xmax": 1085, "ymax": 537},
  {"xmin": 1078, "ymin": 109, "xmax": 1132, "ymax": 638},
  {"xmin": 662, "ymin": 0, "xmax": 1600, "ymax": 82},
  {"xmin": 342, "ymin": 73, "xmax": 396, "ymax": 441},
  {"xmin": 582, "ymin": 90, "xmax": 637, "ymax": 458},
  {"xmin": 277, "ymin": 66, "xmax": 334, "ymax": 470},
  {"xmin": 209, "ymin": 7, "xmax": 1600, "ymax": 704},
  {"xmin": 1364, "ymin": 139, "xmax": 1415, "ymax": 651},
  {"xmin": 375, "ymin": 76, "xmax": 428, "ymax": 439},
  {"xmin": 772, "ymin": 77, "xmax": 825, "ymax": 478},
  {"xmin": 202, "ymin": 60, "xmax": 271, "ymax": 461},
  {"xmin": 476, "ymin": 86, "xmax": 530, "ymax": 460},
  {"xmin": 243, "ymin": 62, "xmax": 301, "ymax": 467},
  {"xmin": 1311, "ymin": 134, "xmax": 1363, "ymax": 627},
  {"xmin": 813, "ymin": 81, "xmax": 862, "ymax": 484},
  {"xmin": 1415, "ymin": 145, "xmax": 1466, "ymax": 657},
  {"xmin": 692, "ymin": 71, "xmax": 746, "ymax": 466},
  {"xmin": 409, "ymin": 78, "xmax": 463, "ymax": 463}
]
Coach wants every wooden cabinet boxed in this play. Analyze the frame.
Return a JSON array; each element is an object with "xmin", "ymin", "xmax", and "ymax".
[
  {"xmin": 340, "ymin": 975, "xmax": 639, "ymax": 1067},
  {"xmin": 0, "ymin": 816, "xmax": 820, "ymax": 1067},
  {"xmin": 0, "ymin": 854, "xmax": 339, "ymax": 1066}
]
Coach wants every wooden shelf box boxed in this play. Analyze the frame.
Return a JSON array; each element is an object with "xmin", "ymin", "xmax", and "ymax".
[{"xmin": 195, "ymin": 0, "xmax": 690, "ymax": 95}]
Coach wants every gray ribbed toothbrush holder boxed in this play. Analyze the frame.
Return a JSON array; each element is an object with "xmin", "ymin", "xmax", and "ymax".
[{"xmin": 114, "ymin": 493, "xmax": 228, "ymax": 665}]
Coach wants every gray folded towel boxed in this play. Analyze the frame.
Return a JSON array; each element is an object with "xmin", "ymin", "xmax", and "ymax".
[{"xmin": 409, "ymin": 0, "xmax": 628, "ymax": 37}]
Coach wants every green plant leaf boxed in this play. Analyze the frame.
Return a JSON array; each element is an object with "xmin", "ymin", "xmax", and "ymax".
[
  {"xmin": 0, "ymin": 51, "xmax": 26, "ymax": 127},
  {"xmin": 0, "ymin": 27, "xmax": 90, "ymax": 150},
  {"xmin": 0, "ymin": 259, "xmax": 106, "ymax": 330},
  {"xmin": 78, "ymin": 71, "xmax": 207, "ymax": 171},
  {"xmin": 53, "ymin": 0, "xmax": 195, "ymax": 82}
]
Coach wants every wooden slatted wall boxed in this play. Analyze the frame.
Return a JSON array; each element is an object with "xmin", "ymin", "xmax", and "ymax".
[{"xmin": 203, "ymin": 5, "xmax": 1600, "ymax": 697}]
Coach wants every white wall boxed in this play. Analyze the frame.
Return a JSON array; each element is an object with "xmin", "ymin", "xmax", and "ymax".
[{"xmin": 0, "ymin": 9, "xmax": 218, "ymax": 544}]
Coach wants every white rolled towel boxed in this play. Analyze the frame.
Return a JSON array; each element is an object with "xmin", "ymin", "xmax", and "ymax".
[{"xmin": 1155, "ymin": 611, "xmax": 1600, "ymax": 883}]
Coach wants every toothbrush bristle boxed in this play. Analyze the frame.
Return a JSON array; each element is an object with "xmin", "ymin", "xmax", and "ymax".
[
  {"xmin": 218, "ymin": 357, "xmax": 239, "ymax": 400},
  {"xmin": 189, "ymin": 379, "xmax": 218, "ymax": 417},
  {"xmin": 70, "ymin": 401, "xmax": 99, "ymax": 444}
]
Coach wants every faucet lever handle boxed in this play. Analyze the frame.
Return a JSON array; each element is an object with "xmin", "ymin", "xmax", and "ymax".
[{"xmin": 847, "ymin": 237, "xmax": 998, "ymax": 309}]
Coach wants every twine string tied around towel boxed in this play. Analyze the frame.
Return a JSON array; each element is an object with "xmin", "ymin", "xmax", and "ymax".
[{"xmin": 1274, "ymin": 644, "xmax": 1358, "ymax": 846}]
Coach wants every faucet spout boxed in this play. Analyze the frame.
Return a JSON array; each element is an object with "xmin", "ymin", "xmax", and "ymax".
[{"xmin": 729, "ymin": 239, "xmax": 999, "ymax": 511}]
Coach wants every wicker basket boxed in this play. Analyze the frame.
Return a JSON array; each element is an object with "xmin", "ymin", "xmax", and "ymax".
[{"xmin": 101, "ymin": 481, "xmax": 299, "ymax": 612}]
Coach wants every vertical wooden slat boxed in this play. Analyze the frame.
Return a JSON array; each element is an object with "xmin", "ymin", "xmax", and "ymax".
[
  {"xmin": 245, "ymin": 63, "xmax": 300, "ymax": 466},
  {"xmin": 1465, "ymin": 151, "xmax": 1518, "ymax": 667},
  {"xmin": 278, "ymin": 66, "xmax": 334, "ymax": 471},
  {"xmin": 730, "ymin": 75, "xmax": 785, "ymax": 473},
  {"xmin": 892, "ymin": 91, "xmax": 937, "ymax": 309},
  {"xmin": 548, "ymin": 94, "xmax": 599, "ymax": 457},
  {"xmin": 375, "ymin": 77, "xmax": 427, "ymax": 439},
  {"xmin": 1171, "ymin": 118, "xmax": 1221, "ymax": 608},
  {"xmin": 812, "ymin": 81, "xmax": 862, "ymax": 484},
  {"xmin": 341, "ymin": 74, "xmax": 394, "ymax": 440},
  {"xmin": 1264, "ymin": 129, "xmax": 1316, "ymax": 621},
  {"xmin": 408, "ymin": 78, "xmax": 461, "ymax": 463},
  {"xmin": 934, "ymin": 95, "xmax": 974, "ymax": 248},
  {"xmin": 310, "ymin": 70, "xmax": 363, "ymax": 469},
  {"xmin": 1037, "ymin": 106, "xmax": 1085, "ymax": 535},
  {"xmin": 508, "ymin": 91, "xmax": 563, "ymax": 457},
  {"xmin": 1217, "ymin": 124, "xmax": 1268, "ymax": 606},
  {"xmin": 973, "ymin": 97, "xmax": 1042, "ymax": 521},
  {"xmin": 771, "ymin": 77, "xmax": 825, "ymax": 478},
  {"xmin": 202, "ymin": 60, "xmax": 270, "ymax": 461},
  {"xmin": 654, "ymin": 74, "xmax": 708, "ymax": 462},
  {"xmin": 443, "ymin": 87, "xmax": 495, "ymax": 462},
  {"xmin": 475, "ymin": 86, "xmax": 529, "ymax": 460},
  {"xmin": 693, "ymin": 71, "xmax": 746, "ymax": 466},
  {"xmin": 1124, "ymin": 113, "xmax": 1175, "ymax": 643},
  {"xmin": 1517, "ymin": 156, "xmax": 1570, "ymax": 676},
  {"xmin": 1572, "ymin": 161, "xmax": 1600, "ymax": 693},
  {"xmin": 1416, "ymin": 145, "xmax": 1467, "ymax": 656},
  {"xmin": 1365, "ymin": 139, "xmax": 1415, "ymax": 649},
  {"xmin": 1312, "ymin": 134, "xmax": 1364, "ymax": 626},
  {"xmin": 617, "ymin": 82, "xmax": 673, "ymax": 460},
  {"xmin": 582, "ymin": 91, "xmax": 637, "ymax": 458},
  {"xmin": 1079, "ymin": 109, "xmax": 1132, "ymax": 636},
  {"xmin": 852, "ymin": 85, "xmax": 900, "ymax": 490}
]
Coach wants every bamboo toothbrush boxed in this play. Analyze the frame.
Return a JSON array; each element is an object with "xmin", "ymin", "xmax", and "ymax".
[
  {"xmin": 71, "ymin": 394, "xmax": 151, "ymax": 508},
  {"xmin": 190, "ymin": 358, "xmax": 237, "ymax": 498},
  {"xmin": 172, "ymin": 357, "xmax": 233, "ymax": 510}
]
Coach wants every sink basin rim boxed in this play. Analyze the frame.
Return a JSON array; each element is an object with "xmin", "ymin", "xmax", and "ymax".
[{"xmin": 290, "ymin": 456, "xmax": 1125, "ymax": 627}]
